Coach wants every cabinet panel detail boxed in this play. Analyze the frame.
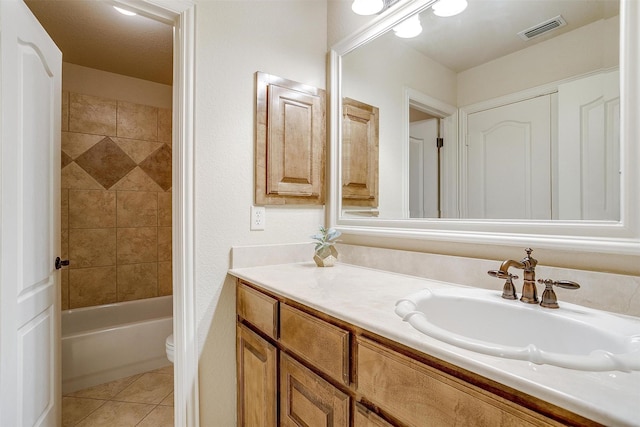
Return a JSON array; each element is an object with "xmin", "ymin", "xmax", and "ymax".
[
  {"xmin": 237, "ymin": 324, "xmax": 277, "ymax": 427},
  {"xmin": 342, "ymin": 97, "xmax": 379, "ymax": 208},
  {"xmin": 237, "ymin": 282, "xmax": 278, "ymax": 339},
  {"xmin": 280, "ymin": 352, "xmax": 349, "ymax": 427},
  {"xmin": 256, "ymin": 71, "xmax": 326, "ymax": 205},
  {"xmin": 356, "ymin": 337, "xmax": 559, "ymax": 427},
  {"xmin": 280, "ymin": 303, "xmax": 350, "ymax": 386}
]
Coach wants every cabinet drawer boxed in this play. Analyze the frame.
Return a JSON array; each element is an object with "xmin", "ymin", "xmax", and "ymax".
[
  {"xmin": 280, "ymin": 352, "xmax": 349, "ymax": 427},
  {"xmin": 354, "ymin": 402, "xmax": 394, "ymax": 427},
  {"xmin": 237, "ymin": 282, "xmax": 278, "ymax": 339},
  {"xmin": 356, "ymin": 337, "xmax": 559, "ymax": 427},
  {"xmin": 280, "ymin": 304, "xmax": 350, "ymax": 386}
]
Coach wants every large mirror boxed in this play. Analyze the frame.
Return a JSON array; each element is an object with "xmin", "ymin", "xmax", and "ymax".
[{"xmin": 328, "ymin": 0, "xmax": 640, "ymax": 254}]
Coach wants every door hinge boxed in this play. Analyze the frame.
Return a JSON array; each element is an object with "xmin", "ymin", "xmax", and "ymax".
[{"xmin": 436, "ymin": 137, "xmax": 444, "ymax": 148}]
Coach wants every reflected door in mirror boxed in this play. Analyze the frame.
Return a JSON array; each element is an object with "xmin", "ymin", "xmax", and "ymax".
[
  {"xmin": 466, "ymin": 96, "xmax": 552, "ymax": 219},
  {"xmin": 342, "ymin": 98, "xmax": 379, "ymax": 208}
]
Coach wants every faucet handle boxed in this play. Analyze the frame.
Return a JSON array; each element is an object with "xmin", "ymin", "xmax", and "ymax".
[
  {"xmin": 488, "ymin": 270, "xmax": 519, "ymax": 300},
  {"xmin": 537, "ymin": 279, "xmax": 580, "ymax": 308}
]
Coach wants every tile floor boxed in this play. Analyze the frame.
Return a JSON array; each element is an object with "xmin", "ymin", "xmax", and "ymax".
[{"xmin": 62, "ymin": 365, "xmax": 174, "ymax": 427}]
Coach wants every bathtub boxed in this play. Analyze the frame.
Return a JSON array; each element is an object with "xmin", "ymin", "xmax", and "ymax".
[{"xmin": 62, "ymin": 295, "xmax": 173, "ymax": 394}]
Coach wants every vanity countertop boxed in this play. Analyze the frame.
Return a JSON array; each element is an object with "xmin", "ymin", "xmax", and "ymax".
[{"xmin": 229, "ymin": 262, "xmax": 640, "ymax": 427}]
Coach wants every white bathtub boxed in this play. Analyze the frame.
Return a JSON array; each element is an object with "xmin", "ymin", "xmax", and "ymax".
[{"xmin": 62, "ymin": 295, "xmax": 173, "ymax": 394}]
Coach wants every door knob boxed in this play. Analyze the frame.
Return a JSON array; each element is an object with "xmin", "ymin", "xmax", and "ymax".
[{"xmin": 55, "ymin": 257, "xmax": 69, "ymax": 270}]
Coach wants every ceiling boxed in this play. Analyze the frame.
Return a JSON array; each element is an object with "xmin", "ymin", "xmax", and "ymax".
[
  {"xmin": 23, "ymin": 0, "xmax": 618, "ymax": 85},
  {"xmin": 388, "ymin": 0, "xmax": 619, "ymax": 72},
  {"xmin": 25, "ymin": 0, "xmax": 173, "ymax": 85}
]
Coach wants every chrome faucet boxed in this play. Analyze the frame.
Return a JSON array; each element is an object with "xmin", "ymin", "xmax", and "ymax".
[{"xmin": 492, "ymin": 248, "xmax": 539, "ymax": 304}]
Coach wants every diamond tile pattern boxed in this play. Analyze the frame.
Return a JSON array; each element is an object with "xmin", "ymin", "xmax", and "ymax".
[
  {"xmin": 139, "ymin": 144, "xmax": 172, "ymax": 191},
  {"xmin": 61, "ymin": 91, "xmax": 172, "ymax": 310},
  {"xmin": 75, "ymin": 137, "xmax": 137, "ymax": 189}
]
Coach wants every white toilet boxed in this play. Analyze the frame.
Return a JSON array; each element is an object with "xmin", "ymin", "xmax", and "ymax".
[{"xmin": 165, "ymin": 333, "xmax": 174, "ymax": 363}]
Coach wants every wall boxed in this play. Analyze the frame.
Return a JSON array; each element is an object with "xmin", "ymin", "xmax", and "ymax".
[
  {"xmin": 60, "ymin": 65, "xmax": 173, "ymax": 309},
  {"xmin": 343, "ymin": 33, "xmax": 456, "ymax": 217},
  {"xmin": 458, "ymin": 16, "xmax": 619, "ymax": 106},
  {"xmin": 194, "ymin": 1, "xmax": 327, "ymax": 425}
]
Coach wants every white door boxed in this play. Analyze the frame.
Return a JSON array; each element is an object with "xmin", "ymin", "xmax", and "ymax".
[
  {"xmin": 466, "ymin": 95, "xmax": 551, "ymax": 219},
  {"xmin": 557, "ymin": 71, "xmax": 620, "ymax": 220},
  {"xmin": 0, "ymin": 1, "xmax": 62, "ymax": 426},
  {"xmin": 409, "ymin": 119, "xmax": 439, "ymax": 218}
]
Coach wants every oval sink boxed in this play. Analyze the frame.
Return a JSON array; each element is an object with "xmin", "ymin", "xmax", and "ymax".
[{"xmin": 395, "ymin": 287, "xmax": 640, "ymax": 371}]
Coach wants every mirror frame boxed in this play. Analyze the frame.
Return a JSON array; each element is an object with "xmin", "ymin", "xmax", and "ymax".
[{"xmin": 328, "ymin": 0, "xmax": 640, "ymax": 256}]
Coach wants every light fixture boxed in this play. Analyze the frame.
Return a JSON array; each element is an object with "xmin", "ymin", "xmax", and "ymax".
[
  {"xmin": 432, "ymin": 0, "xmax": 468, "ymax": 17},
  {"xmin": 393, "ymin": 14, "xmax": 422, "ymax": 38},
  {"xmin": 351, "ymin": 0, "xmax": 384, "ymax": 16},
  {"xmin": 113, "ymin": 6, "xmax": 137, "ymax": 16}
]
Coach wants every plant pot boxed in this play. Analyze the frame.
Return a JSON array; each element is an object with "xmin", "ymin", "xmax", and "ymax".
[{"xmin": 314, "ymin": 245, "xmax": 338, "ymax": 267}]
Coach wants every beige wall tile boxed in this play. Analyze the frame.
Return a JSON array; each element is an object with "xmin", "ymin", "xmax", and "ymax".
[
  {"xmin": 114, "ymin": 138, "xmax": 163, "ymax": 164},
  {"xmin": 138, "ymin": 144, "xmax": 172, "ymax": 191},
  {"xmin": 117, "ymin": 227, "xmax": 157, "ymax": 264},
  {"xmin": 117, "ymin": 101, "xmax": 158, "ymax": 141},
  {"xmin": 69, "ymin": 93, "xmax": 117, "ymax": 136},
  {"xmin": 62, "ymin": 132, "xmax": 103, "ymax": 159},
  {"xmin": 69, "ymin": 190, "xmax": 116, "ymax": 229},
  {"xmin": 62, "ymin": 163, "xmax": 105, "ymax": 190},
  {"xmin": 61, "ymin": 189, "xmax": 69, "ymax": 230},
  {"xmin": 61, "ymin": 269, "xmax": 69, "ymax": 311},
  {"xmin": 158, "ymin": 261, "xmax": 172, "ymax": 296},
  {"xmin": 117, "ymin": 263, "xmax": 158, "ymax": 301},
  {"xmin": 158, "ymin": 192, "xmax": 172, "ymax": 227},
  {"xmin": 69, "ymin": 266, "xmax": 117, "ymax": 308},
  {"xmin": 69, "ymin": 228, "xmax": 116, "ymax": 268},
  {"xmin": 117, "ymin": 192, "xmax": 158, "ymax": 227},
  {"xmin": 157, "ymin": 227, "xmax": 172, "ymax": 261},
  {"xmin": 112, "ymin": 167, "xmax": 163, "ymax": 192},
  {"xmin": 61, "ymin": 91, "xmax": 69, "ymax": 132},
  {"xmin": 61, "ymin": 229, "xmax": 69, "ymax": 259},
  {"xmin": 157, "ymin": 108, "xmax": 172, "ymax": 144},
  {"xmin": 74, "ymin": 137, "xmax": 137, "ymax": 189}
]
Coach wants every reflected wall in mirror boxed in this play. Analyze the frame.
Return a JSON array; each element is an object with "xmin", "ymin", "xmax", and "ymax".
[{"xmin": 340, "ymin": 0, "xmax": 620, "ymax": 221}]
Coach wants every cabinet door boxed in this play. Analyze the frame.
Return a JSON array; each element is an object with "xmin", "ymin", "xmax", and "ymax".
[
  {"xmin": 342, "ymin": 97, "xmax": 379, "ymax": 207},
  {"xmin": 280, "ymin": 353, "xmax": 349, "ymax": 427},
  {"xmin": 237, "ymin": 324, "xmax": 277, "ymax": 427}
]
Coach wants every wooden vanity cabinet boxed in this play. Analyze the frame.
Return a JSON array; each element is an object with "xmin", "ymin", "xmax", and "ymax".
[{"xmin": 236, "ymin": 279, "xmax": 597, "ymax": 427}]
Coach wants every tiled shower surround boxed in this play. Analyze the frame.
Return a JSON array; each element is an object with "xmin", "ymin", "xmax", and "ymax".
[{"xmin": 61, "ymin": 91, "xmax": 172, "ymax": 310}]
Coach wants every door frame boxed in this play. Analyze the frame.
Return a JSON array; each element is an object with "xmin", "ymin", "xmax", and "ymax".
[
  {"xmin": 112, "ymin": 1, "xmax": 198, "ymax": 426},
  {"xmin": 402, "ymin": 87, "xmax": 458, "ymax": 219}
]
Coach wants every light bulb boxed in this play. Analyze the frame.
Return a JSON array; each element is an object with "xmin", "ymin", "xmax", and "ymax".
[
  {"xmin": 393, "ymin": 15, "xmax": 422, "ymax": 38},
  {"xmin": 432, "ymin": 0, "xmax": 468, "ymax": 17},
  {"xmin": 352, "ymin": 0, "xmax": 384, "ymax": 16},
  {"xmin": 114, "ymin": 6, "xmax": 137, "ymax": 16}
]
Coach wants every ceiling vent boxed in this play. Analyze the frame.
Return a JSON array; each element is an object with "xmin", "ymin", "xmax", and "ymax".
[{"xmin": 518, "ymin": 15, "xmax": 567, "ymax": 41}]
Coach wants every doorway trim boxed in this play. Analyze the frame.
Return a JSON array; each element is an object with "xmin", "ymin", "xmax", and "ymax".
[
  {"xmin": 113, "ymin": 1, "xmax": 198, "ymax": 426},
  {"xmin": 402, "ymin": 88, "xmax": 458, "ymax": 219}
]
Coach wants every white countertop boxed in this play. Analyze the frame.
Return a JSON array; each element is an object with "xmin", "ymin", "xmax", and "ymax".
[{"xmin": 229, "ymin": 262, "xmax": 640, "ymax": 427}]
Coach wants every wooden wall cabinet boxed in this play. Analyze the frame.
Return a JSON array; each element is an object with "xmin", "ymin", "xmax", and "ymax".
[
  {"xmin": 236, "ymin": 280, "xmax": 597, "ymax": 427},
  {"xmin": 342, "ymin": 97, "xmax": 379, "ymax": 208},
  {"xmin": 256, "ymin": 72, "xmax": 326, "ymax": 205}
]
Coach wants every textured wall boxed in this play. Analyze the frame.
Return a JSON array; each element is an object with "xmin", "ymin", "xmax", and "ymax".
[{"xmin": 60, "ymin": 91, "xmax": 172, "ymax": 309}]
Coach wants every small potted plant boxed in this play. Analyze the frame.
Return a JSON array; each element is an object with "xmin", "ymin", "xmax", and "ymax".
[{"xmin": 311, "ymin": 226, "xmax": 342, "ymax": 267}]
